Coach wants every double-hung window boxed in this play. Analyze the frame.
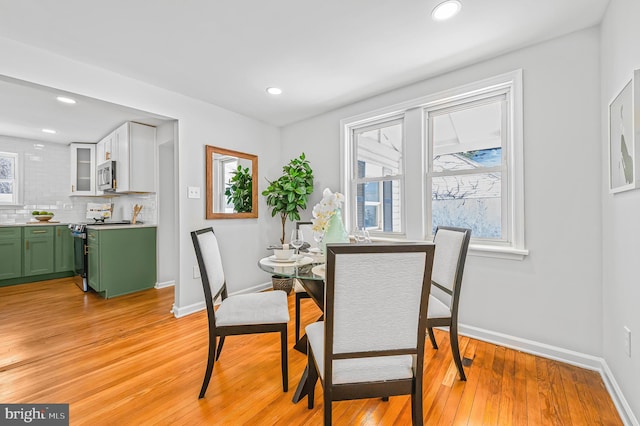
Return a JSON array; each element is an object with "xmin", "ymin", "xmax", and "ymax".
[
  {"xmin": 427, "ymin": 92, "xmax": 508, "ymax": 241},
  {"xmin": 342, "ymin": 70, "xmax": 526, "ymax": 259},
  {"xmin": 0, "ymin": 152, "xmax": 19, "ymax": 205},
  {"xmin": 350, "ymin": 118, "xmax": 404, "ymax": 234}
]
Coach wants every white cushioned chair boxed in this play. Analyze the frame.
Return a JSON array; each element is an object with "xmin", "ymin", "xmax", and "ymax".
[
  {"xmin": 191, "ymin": 227, "xmax": 290, "ymax": 399},
  {"xmin": 427, "ymin": 226, "xmax": 471, "ymax": 381},
  {"xmin": 305, "ymin": 242, "xmax": 435, "ymax": 425}
]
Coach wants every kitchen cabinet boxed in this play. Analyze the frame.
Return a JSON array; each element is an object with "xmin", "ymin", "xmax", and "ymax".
[
  {"xmin": 0, "ymin": 225, "xmax": 75, "ymax": 287},
  {"xmin": 87, "ymin": 226, "xmax": 156, "ymax": 298},
  {"xmin": 113, "ymin": 122, "xmax": 156, "ymax": 193},
  {"xmin": 70, "ymin": 143, "xmax": 96, "ymax": 196},
  {"xmin": 54, "ymin": 225, "xmax": 74, "ymax": 272},
  {"xmin": 97, "ymin": 132, "xmax": 115, "ymax": 164},
  {"xmin": 0, "ymin": 227, "xmax": 22, "ymax": 280},
  {"xmin": 23, "ymin": 226, "xmax": 54, "ymax": 277}
]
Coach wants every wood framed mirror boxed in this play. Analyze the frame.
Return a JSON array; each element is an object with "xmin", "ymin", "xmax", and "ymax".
[{"xmin": 206, "ymin": 145, "xmax": 258, "ymax": 219}]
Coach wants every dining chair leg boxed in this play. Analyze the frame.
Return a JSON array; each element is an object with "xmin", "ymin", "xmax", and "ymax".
[
  {"xmin": 215, "ymin": 336, "xmax": 225, "ymax": 361},
  {"xmin": 295, "ymin": 293, "xmax": 302, "ymax": 343},
  {"xmin": 449, "ymin": 323, "xmax": 466, "ymax": 381},
  {"xmin": 411, "ymin": 380, "xmax": 424, "ymax": 426},
  {"xmin": 198, "ymin": 334, "xmax": 217, "ymax": 399},
  {"xmin": 281, "ymin": 326, "xmax": 288, "ymax": 392},
  {"xmin": 307, "ymin": 350, "xmax": 318, "ymax": 409},
  {"xmin": 427, "ymin": 326, "xmax": 438, "ymax": 350},
  {"xmin": 323, "ymin": 393, "xmax": 332, "ymax": 426}
]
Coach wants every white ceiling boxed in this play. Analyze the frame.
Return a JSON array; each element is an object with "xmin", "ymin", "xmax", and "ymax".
[{"xmin": 0, "ymin": 0, "xmax": 609, "ymax": 143}]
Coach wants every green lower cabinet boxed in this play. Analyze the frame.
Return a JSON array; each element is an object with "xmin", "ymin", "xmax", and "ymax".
[
  {"xmin": 0, "ymin": 227, "xmax": 22, "ymax": 280},
  {"xmin": 87, "ymin": 230, "xmax": 101, "ymax": 291},
  {"xmin": 23, "ymin": 227, "xmax": 54, "ymax": 277},
  {"xmin": 54, "ymin": 225, "xmax": 74, "ymax": 272},
  {"xmin": 87, "ymin": 227, "xmax": 157, "ymax": 298}
]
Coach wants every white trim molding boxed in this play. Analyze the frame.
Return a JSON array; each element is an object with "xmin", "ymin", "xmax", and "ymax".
[{"xmin": 155, "ymin": 280, "xmax": 175, "ymax": 289}]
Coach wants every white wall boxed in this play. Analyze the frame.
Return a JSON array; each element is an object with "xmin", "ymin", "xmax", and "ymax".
[
  {"xmin": 601, "ymin": 0, "xmax": 640, "ymax": 422},
  {"xmin": 282, "ymin": 28, "xmax": 603, "ymax": 356},
  {"xmin": 0, "ymin": 36, "xmax": 281, "ymax": 313},
  {"xmin": 157, "ymin": 122, "xmax": 177, "ymax": 287}
]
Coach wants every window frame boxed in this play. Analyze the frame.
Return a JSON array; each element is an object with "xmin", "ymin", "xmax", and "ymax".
[
  {"xmin": 348, "ymin": 115, "xmax": 406, "ymax": 237},
  {"xmin": 425, "ymin": 91, "xmax": 509, "ymax": 244},
  {"xmin": 0, "ymin": 151, "xmax": 20, "ymax": 206},
  {"xmin": 341, "ymin": 70, "xmax": 527, "ymax": 260}
]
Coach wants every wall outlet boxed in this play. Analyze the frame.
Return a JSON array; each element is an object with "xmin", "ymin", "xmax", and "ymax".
[
  {"xmin": 624, "ymin": 326, "xmax": 631, "ymax": 357},
  {"xmin": 188, "ymin": 186, "xmax": 201, "ymax": 199},
  {"xmin": 193, "ymin": 265, "xmax": 201, "ymax": 279}
]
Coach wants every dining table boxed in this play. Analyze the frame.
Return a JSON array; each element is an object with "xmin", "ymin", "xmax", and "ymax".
[{"xmin": 257, "ymin": 252, "xmax": 326, "ymax": 403}]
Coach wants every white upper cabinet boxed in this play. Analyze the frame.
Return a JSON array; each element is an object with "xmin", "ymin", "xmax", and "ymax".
[
  {"xmin": 113, "ymin": 122, "xmax": 156, "ymax": 193},
  {"xmin": 70, "ymin": 143, "xmax": 96, "ymax": 196}
]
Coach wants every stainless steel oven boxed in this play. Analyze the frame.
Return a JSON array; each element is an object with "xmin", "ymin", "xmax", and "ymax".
[
  {"xmin": 97, "ymin": 160, "xmax": 116, "ymax": 191},
  {"xmin": 69, "ymin": 224, "xmax": 89, "ymax": 291}
]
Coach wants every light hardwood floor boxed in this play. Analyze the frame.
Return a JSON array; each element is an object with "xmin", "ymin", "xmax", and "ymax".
[{"xmin": 0, "ymin": 278, "xmax": 622, "ymax": 425}]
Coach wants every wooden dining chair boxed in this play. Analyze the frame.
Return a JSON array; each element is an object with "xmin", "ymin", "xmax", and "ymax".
[
  {"xmin": 191, "ymin": 227, "xmax": 290, "ymax": 399},
  {"xmin": 293, "ymin": 221, "xmax": 314, "ymax": 343},
  {"xmin": 304, "ymin": 242, "xmax": 435, "ymax": 425},
  {"xmin": 426, "ymin": 226, "xmax": 471, "ymax": 381}
]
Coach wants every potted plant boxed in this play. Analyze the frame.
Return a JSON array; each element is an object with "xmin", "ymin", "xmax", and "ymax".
[
  {"xmin": 262, "ymin": 153, "xmax": 314, "ymax": 244},
  {"xmin": 224, "ymin": 165, "xmax": 253, "ymax": 213}
]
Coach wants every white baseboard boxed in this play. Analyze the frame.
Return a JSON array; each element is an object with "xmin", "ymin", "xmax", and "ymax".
[
  {"xmin": 155, "ymin": 280, "xmax": 175, "ymax": 289},
  {"xmin": 459, "ymin": 324, "xmax": 638, "ymax": 426},
  {"xmin": 600, "ymin": 361, "xmax": 639, "ymax": 426},
  {"xmin": 171, "ymin": 281, "xmax": 273, "ymax": 318}
]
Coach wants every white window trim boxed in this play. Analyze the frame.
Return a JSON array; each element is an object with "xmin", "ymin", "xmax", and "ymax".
[
  {"xmin": 347, "ymin": 116, "xmax": 406, "ymax": 237},
  {"xmin": 341, "ymin": 70, "xmax": 528, "ymax": 260},
  {"xmin": 0, "ymin": 151, "xmax": 20, "ymax": 206}
]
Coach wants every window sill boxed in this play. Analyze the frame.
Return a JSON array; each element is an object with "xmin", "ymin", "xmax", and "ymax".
[
  {"xmin": 468, "ymin": 244, "xmax": 529, "ymax": 261},
  {"xmin": 366, "ymin": 236, "xmax": 529, "ymax": 261}
]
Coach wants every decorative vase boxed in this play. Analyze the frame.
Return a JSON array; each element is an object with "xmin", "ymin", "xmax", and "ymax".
[{"xmin": 321, "ymin": 209, "xmax": 349, "ymax": 254}]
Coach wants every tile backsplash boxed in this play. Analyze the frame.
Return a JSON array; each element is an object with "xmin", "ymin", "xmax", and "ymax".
[{"xmin": 0, "ymin": 136, "xmax": 157, "ymax": 224}]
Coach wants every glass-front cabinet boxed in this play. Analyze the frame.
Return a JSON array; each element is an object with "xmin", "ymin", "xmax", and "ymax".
[{"xmin": 70, "ymin": 143, "xmax": 96, "ymax": 196}]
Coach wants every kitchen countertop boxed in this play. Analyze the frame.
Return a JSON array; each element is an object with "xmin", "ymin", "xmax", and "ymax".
[
  {"xmin": 85, "ymin": 224, "xmax": 156, "ymax": 230},
  {"xmin": 0, "ymin": 222, "xmax": 69, "ymax": 227},
  {"xmin": 0, "ymin": 222, "xmax": 156, "ymax": 229}
]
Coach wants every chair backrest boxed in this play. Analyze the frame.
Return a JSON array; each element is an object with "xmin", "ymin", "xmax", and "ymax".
[
  {"xmin": 431, "ymin": 226, "xmax": 471, "ymax": 312},
  {"xmin": 296, "ymin": 221, "xmax": 316, "ymax": 249},
  {"xmin": 191, "ymin": 227, "xmax": 227, "ymax": 310},
  {"xmin": 324, "ymin": 243, "xmax": 435, "ymax": 358}
]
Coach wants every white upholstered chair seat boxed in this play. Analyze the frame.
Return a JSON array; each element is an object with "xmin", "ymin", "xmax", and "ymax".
[
  {"xmin": 306, "ymin": 322, "xmax": 414, "ymax": 385},
  {"xmin": 427, "ymin": 295, "xmax": 451, "ymax": 319},
  {"xmin": 215, "ymin": 291, "xmax": 290, "ymax": 326}
]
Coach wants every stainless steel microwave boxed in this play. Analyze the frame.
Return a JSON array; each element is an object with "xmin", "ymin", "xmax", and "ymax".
[{"xmin": 97, "ymin": 161, "xmax": 116, "ymax": 191}]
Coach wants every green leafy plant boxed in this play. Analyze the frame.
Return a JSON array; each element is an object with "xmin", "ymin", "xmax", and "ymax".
[
  {"xmin": 224, "ymin": 165, "xmax": 253, "ymax": 213},
  {"xmin": 262, "ymin": 153, "xmax": 314, "ymax": 244}
]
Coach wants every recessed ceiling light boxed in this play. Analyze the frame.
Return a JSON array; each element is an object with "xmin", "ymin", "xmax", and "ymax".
[
  {"xmin": 57, "ymin": 96, "xmax": 76, "ymax": 104},
  {"xmin": 432, "ymin": 0, "xmax": 462, "ymax": 21},
  {"xmin": 266, "ymin": 87, "xmax": 283, "ymax": 95},
  {"xmin": 42, "ymin": 128, "xmax": 56, "ymax": 134}
]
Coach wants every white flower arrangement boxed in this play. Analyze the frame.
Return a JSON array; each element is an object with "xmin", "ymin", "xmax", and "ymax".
[{"xmin": 311, "ymin": 188, "xmax": 345, "ymax": 232}]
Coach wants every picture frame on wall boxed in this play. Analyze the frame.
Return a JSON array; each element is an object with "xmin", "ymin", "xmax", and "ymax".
[{"xmin": 609, "ymin": 69, "xmax": 640, "ymax": 194}]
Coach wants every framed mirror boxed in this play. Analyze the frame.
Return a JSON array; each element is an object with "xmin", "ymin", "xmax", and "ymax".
[{"xmin": 206, "ymin": 145, "xmax": 258, "ymax": 219}]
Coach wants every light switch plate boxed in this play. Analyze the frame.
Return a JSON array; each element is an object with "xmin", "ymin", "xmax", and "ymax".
[{"xmin": 188, "ymin": 186, "xmax": 201, "ymax": 199}]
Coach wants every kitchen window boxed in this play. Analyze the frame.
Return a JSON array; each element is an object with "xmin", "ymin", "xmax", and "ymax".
[
  {"xmin": 0, "ymin": 151, "xmax": 19, "ymax": 205},
  {"xmin": 342, "ymin": 70, "xmax": 527, "ymax": 259}
]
